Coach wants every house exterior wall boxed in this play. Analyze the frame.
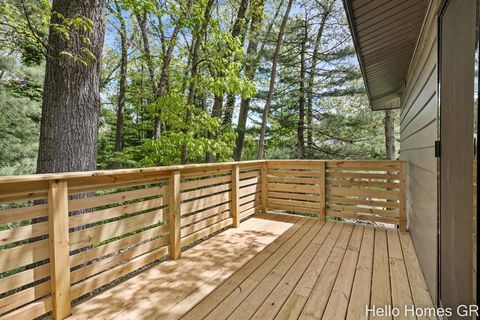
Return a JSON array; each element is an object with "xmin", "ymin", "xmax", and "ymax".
[{"xmin": 399, "ymin": 0, "xmax": 440, "ymax": 303}]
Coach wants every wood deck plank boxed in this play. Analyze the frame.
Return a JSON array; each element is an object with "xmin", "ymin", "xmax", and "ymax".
[
  {"xmin": 322, "ymin": 224, "xmax": 364, "ymax": 320},
  {"xmin": 387, "ymin": 229, "xmax": 415, "ymax": 320},
  {"xmin": 274, "ymin": 222, "xmax": 345, "ymax": 320},
  {"xmin": 297, "ymin": 223, "xmax": 355, "ymax": 320},
  {"xmin": 110, "ymin": 214, "xmax": 296, "ymax": 320},
  {"xmin": 346, "ymin": 226, "xmax": 374, "ymax": 320},
  {"xmin": 371, "ymin": 228, "xmax": 393, "ymax": 320},
  {"xmin": 226, "ymin": 220, "xmax": 329, "ymax": 320},
  {"xmin": 398, "ymin": 232, "xmax": 436, "ymax": 320},
  {"xmin": 180, "ymin": 215, "xmax": 311, "ymax": 320},
  {"xmin": 66, "ymin": 215, "xmax": 434, "ymax": 320},
  {"xmin": 203, "ymin": 219, "xmax": 318, "ymax": 320},
  {"xmin": 251, "ymin": 221, "xmax": 336, "ymax": 320},
  {"xmin": 69, "ymin": 214, "xmax": 294, "ymax": 320}
]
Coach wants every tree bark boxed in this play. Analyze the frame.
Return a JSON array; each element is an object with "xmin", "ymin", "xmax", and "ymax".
[
  {"xmin": 297, "ymin": 20, "xmax": 307, "ymax": 159},
  {"xmin": 113, "ymin": 0, "xmax": 128, "ymax": 169},
  {"xmin": 384, "ymin": 109, "xmax": 396, "ymax": 160},
  {"xmin": 306, "ymin": 1, "xmax": 333, "ymax": 156},
  {"xmin": 257, "ymin": 0, "xmax": 294, "ymax": 159},
  {"xmin": 37, "ymin": 0, "xmax": 105, "ymax": 174}
]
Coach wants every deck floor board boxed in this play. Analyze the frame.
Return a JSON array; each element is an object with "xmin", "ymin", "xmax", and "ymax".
[{"xmin": 68, "ymin": 214, "xmax": 434, "ymax": 320}]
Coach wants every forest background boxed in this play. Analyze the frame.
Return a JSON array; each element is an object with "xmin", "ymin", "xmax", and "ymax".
[{"xmin": 0, "ymin": 0, "xmax": 398, "ymax": 176}]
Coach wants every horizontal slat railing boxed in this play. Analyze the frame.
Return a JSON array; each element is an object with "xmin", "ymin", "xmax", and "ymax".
[{"xmin": 0, "ymin": 159, "xmax": 405, "ymax": 319}]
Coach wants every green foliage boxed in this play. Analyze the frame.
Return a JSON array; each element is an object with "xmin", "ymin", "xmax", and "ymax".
[{"xmin": 0, "ymin": 56, "xmax": 43, "ymax": 175}]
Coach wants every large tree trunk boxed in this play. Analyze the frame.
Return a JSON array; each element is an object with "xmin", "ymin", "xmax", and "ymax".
[
  {"xmin": 297, "ymin": 20, "xmax": 307, "ymax": 159},
  {"xmin": 257, "ymin": 0, "xmax": 294, "ymax": 159},
  {"xmin": 37, "ymin": 0, "xmax": 105, "ymax": 174},
  {"xmin": 384, "ymin": 109, "xmax": 396, "ymax": 160},
  {"xmin": 306, "ymin": 1, "xmax": 333, "ymax": 156},
  {"xmin": 113, "ymin": 0, "xmax": 127, "ymax": 169},
  {"xmin": 181, "ymin": 0, "xmax": 215, "ymax": 164}
]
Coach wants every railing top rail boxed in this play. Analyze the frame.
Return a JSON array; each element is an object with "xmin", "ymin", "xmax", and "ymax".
[{"xmin": 0, "ymin": 159, "xmax": 405, "ymax": 185}]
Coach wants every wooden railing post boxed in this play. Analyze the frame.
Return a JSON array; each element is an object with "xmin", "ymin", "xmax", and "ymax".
[
  {"xmin": 319, "ymin": 161, "xmax": 326, "ymax": 221},
  {"xmin": 48, "ymin": 179, "xmax": 71, "ymax": 320},
  {"xmin": 169, "ymin": 170, "xmax": 181, "ymax": 260},
  {"xmin": 399, "ymin": 161, "xmax": 407, "ymax": 232},
  {"xmin": 261, "ymin": 162, "xmax": 268, "ymax": 213},
  {"xmin": 231, "ymin": 165, "xmax": 240, "ymax": 227}
]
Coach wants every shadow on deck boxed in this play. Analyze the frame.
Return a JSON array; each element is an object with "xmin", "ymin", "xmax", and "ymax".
[{"xmin": 68, "ymin": 213, "xmax": 434, "ymax": 320}]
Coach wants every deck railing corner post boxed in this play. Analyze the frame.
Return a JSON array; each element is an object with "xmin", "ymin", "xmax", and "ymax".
[
  {"xmin": 169, "ymin": 170, "xmax": 182, "ymax": 260},
  {"xmin": 399, "ymin": 161, "xmax": 408, "ymax": 232},
  {"xmin": 319, "ymin": 161, "xmax": 327, "ymax": 221},
  {"xmin": 47, "ymin": 179, "xmax": 72, "ymax": 320}
]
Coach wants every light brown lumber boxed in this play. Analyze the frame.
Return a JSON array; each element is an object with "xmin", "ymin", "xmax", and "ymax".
[
  {"xmin": 346, "ymin": 226, "xmax": 374, "ymax": 320},
  {"xmin": 0, "ymin": 297, "xmax": 52, "ymax": 320},
  {"xmin": 180, "ymin": 218, "xmax": 233, "ymax": 247},
  {"xmin": 0, "ymin": 221, "xmax": 48, "ymax": 246},
  {"xmin": 69, "ymin": 197, "xmax": 168, "ymax": 228},
  {"xmin": 68, "ymin": 185, "xmax": 168, "ymax": 212},
  {"xmin": 48, "ymin": 179, "xmax": 71, "ymax": 319},
  {"xmin": 275, "ymin": 222, "xmax": 344, "ymax": 320},
  {"xmin": 297, "ymin": 223, "xmax": 354, "ymax": 320},
  {"xmin": 0, "ymin": 204, "xmax": 47, "ymax": 224},
  {"xmin": 0, "ymin": 281, "xmax": 50, "ymax": 315},
  {"xmin": 204, "ymin": 219, "xmax": 318, "ymax": 320},
  {"xmin": 180, "ymin": 203, "xmax": 230, "ymax": 225},
  {"xmin": 327, "ymin": 196, "xmax": 400, "ymax": 209},
  {"xmin": 268, "ymin": 183, "xmax": 319, "ymax": 194},
  {"xmin": 232, "ymin": 164, "xmax": 240, "ymax": 227},
  {"xmin": 0, "ymin": 263, "xmax": 50, "ymax": 295},
  {"xmin": 251, "ymin": 221, "xmax": 335, "ymax": 320},
  {"xmin": 70, "ymin": 245, "xmax": 170, "ymax": 300},
  {"xmin": 0, "ymin": 238, "xmax": 49, "ymax": 274},
  {"xmin": 72, "ymin": 214, "xmax": 292, "ymax": 320},
  {"xmin": 261, "ymin": 162, "xmax": 268, "ymax": 213},
  {"xmin": 322, "ymin": 225, "xmax": 364, "ymax": 320},
  {"xmin": 180, "ymin": 175, "xmax": 231, "ymax": 191},
  {"xmin": 370, "ymin": 228, "xmax": 392, "ymax": 320},
  {"xmin": 398, "ymin": 232, "xmax": 436, "ymax": 319},
  {"xmin": 69, "ymin": 208, "xmax": 167, "ymax": 250},
  {"xmin": 268, "ymin": 191, "xmax": 321, "ymax": 202},
  {"xmin": 70, "ymin": 224, "xmax": 168, "ymax": 267},
  {"xmin": 399, "ymin": 161, "xmax": 407, "ymax": 231},
  {"xmin": 70, "ymin": 235, "xmax": 169, "ymax": 284},
  {"xmin": 387, "ymin": 229, "xmax": 414, "ymax": 320},
  {"xmin": 117, "ymin": 213, "xmax": 291, "ymax": 320},
  {"xmin": 169, "ymin": 170, "xmax": 181, "ymax": 260},
  {"xmin": 227, "ymin": 220, "xmax": 327, "ymax": 320},
  {"xmin": 180, "ymin": 192, "xmax": 230, "ymax": 214},
  {"xmin": 181, "ymin": 183, "xmax": 231, "ymax": 201},
  {"xmin": 327, "ymin": 187, "xmax": 400, "ymax": 200},
  {"xmin": 180, "ymin": 212, "xmax": 231, "ymax": 238},
  {"xmin": 181, "ymin": 216, "xmax": 308, "ymax": 320},
  {"xmin": 318, "ymin": 161, "xmax": 326, "ymax": 220}
]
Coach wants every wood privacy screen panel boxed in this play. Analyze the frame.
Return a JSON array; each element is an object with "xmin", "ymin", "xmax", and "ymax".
[
  {"xmin": 67, "ymin": 179, "xmax": 170, "ymax": 301},
  {"xmin": 265, "ymin": 160, "xmax": 406, "ymax": 228},
  {"xmin": 266, "ymin": 161, "xmax": 325, "ymax": 216},
  {"xmin": 0, "ymin": 159, "xmax": 405, "ymax": 319},
  {"xmin": 326, "ymin": 161, "xmax": 404, "ymax": 225},
  {"xmin": 0, "ymin": 191, "xmax": 53, "ymax": 319}
]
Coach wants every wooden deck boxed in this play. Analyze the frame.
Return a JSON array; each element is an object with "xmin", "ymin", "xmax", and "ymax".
[{"xmin": 68, "ymin": 213, "xmax": 434, "ymax": 320}]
